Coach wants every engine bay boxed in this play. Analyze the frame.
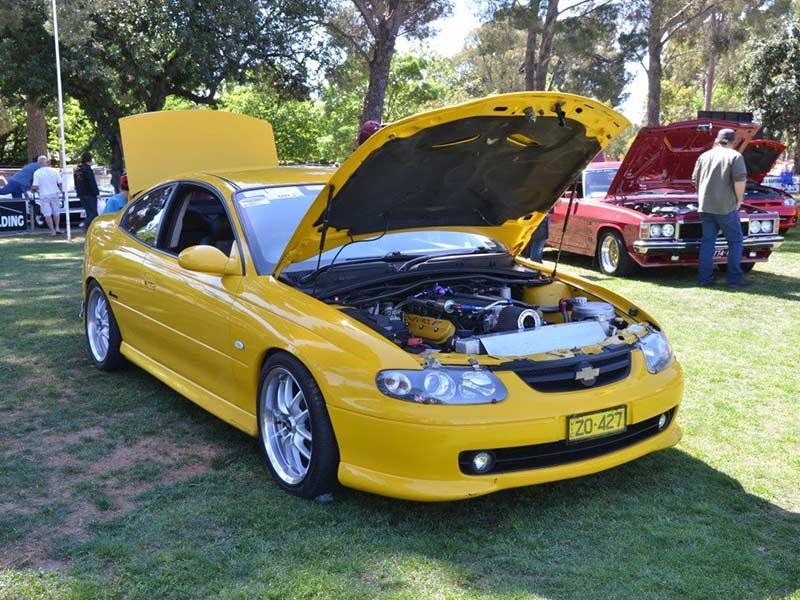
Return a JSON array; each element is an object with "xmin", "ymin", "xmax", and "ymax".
[
  {"xmin": 622, "ymin": 200, "xmax": 698, "ymax": 216},
  {"xmin": 337, "ymin": 273, "xmax": 632, "ymax": 357}
]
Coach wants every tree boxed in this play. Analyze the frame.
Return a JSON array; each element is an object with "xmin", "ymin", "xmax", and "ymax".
[
  {"xmin": 452, "ymin": 17, "xmax": 527, "ymax": 96},
  {"xmin": 60, "ymin": 0, "xmax": 327, "ymax": 180},
  {"xmin": 318, "ymin": 51, "xmax": 459, "ymax": 160},
  {"xmin": 0, "ymin": 101, "xmax": 27, "ymax": 164},
  {"xmin": 622, "ymin": 0, "xmax": 722, "ymax": 125},
  {"xmin": 0, "ymin": 2, "xmax": 57, "ymax": 161},
  {"xmin": 744, "ymin": 15, "xmax": 800, "ymax": 172},
  {"xmin": 327, "ymin": 0, "xmax": 452, "ymax": 124},
  {"xmin": 475, "ymin": 1, "xmax": 633, "ymax": 105},
  {"xmin": 657, "ymin": 0, "xmax": 790, "ymax": 123}
]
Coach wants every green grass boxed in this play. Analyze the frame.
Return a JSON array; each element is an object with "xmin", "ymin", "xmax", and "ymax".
[{"xmin": 0, "ymin": 233, "xmax": 798, "ymax": 600}]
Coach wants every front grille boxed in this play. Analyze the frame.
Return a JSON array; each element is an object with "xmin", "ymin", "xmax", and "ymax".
[
  {"xmin": 494, "ymin": 345, "xmax": 631, "ymax": 393},
  {"xmin": 459, "ymin": 409, "xmax": 675, "ymax": 475},
  {"xmin": 678, "ymin": 222, "xmax": 747, "ymax": 240}
]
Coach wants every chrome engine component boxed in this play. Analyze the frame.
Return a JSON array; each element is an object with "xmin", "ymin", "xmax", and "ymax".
[
  {"xmin": 571, "ymin": 299, "xmax": 615, "ymax": 325},
  {"xmin": 456, "ymin": 320, "xmax": 608, "ymax": 357}
]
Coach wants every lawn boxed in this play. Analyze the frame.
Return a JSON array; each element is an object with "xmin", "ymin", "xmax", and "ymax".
[{"xmin": 0, "ymin": 233, "xmax": 798, "ymax": 600}]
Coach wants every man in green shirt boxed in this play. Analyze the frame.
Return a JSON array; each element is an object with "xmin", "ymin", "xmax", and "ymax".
[{"xmin": 691, "ymin": 128, "xmax": 750, "ymax": 287}]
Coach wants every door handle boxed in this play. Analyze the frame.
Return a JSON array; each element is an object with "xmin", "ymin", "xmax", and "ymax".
[{"xmin": 143, "ymin": 274, "xmax": 156, "ymax": 290}]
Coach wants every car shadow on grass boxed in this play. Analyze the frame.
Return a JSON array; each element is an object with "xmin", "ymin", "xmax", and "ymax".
[{"xmin": 9, "ymin": 440, "xmax": 794, "ymax": 600}]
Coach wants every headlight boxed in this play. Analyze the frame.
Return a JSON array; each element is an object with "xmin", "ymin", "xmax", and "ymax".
[
  {"xmin": 760, "ymin": 219, "xmax": 773, "ymax": 234},
  {"xmin": 749, "ymin": 220, "xmax": 761, "ymax": 234},
  {"xmin": 649, "ymin": 224, "xmax": 662, "ymax": 237},
  {"xmin": 784, "ymin": 197, "xmax": 796, "ymax": 207},
  {"xmin": 376, "ymin": 367, "xmax": 507, "ymax": 405},
  {"xmin": 635, "ymin": 328, "xmax": 673, "ymax": 374},
  {"xmin": 661, "ymin": 223, "xmax": 675, "ymax": 238}
]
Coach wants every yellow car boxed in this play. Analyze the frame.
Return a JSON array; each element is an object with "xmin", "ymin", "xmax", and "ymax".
[{"xmin": 83, "ymin": 93, "xmax": 682, "ymax": 502}]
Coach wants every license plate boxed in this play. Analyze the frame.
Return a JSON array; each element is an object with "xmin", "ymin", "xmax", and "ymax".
[
  {"xmin": 567, "ymin": 406, "xmax": 626, "ymax": 442},
  {"xmin": 713, "ymin": 249, "xmax": 728, "ymax": 258}
]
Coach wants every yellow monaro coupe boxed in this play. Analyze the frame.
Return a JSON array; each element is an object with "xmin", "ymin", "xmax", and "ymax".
[{"xmin": 83, "ymin": 93, "xmax": 683, "ymax": 501}]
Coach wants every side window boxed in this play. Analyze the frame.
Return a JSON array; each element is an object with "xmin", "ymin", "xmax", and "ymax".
[
  {"xmin": 160, "ymin": 185, "xmax": 235, "ymax": 257},
  {"xmin": 120, "ymin": 185, "xmax": 174, "ymax": 246}
]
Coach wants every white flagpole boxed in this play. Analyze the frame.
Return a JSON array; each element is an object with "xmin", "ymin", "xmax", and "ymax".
[{"xmin": 51, "ymin": 0, "xmax": 71, "ymax": 241}]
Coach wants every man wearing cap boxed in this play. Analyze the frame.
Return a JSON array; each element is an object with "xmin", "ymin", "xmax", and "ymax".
[{"xmin": 691, "ymin": 128, "xmax": 750, "ymax": 287}]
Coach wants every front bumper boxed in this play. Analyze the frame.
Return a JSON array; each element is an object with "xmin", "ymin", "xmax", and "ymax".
[
  {"xmin": 329, "ymin": 357, "xmax": 683, "ymax": 501},
  {"xmin": 631, "ymin": 235, "xmax": 783, "ymax": 267}
]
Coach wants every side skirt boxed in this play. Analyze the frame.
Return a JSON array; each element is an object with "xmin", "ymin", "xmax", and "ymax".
[{"xmin": 121, "ymin": 342, "xmax": 258, "ymax": 437}]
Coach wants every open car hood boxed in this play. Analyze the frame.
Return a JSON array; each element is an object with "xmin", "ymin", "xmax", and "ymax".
[
  {"xmin": 119, "ymin": 110, "xmax": 278, "ymax": 196},
  {"xmin": 606, "ymin": 119, "xmax": 760, "ymax": 196},
  {"xmin": 275, "ymin": 93, "xmax": 628, "ymax": 276},
  {"xmin": 743, "ymin": 139, "xmax": 786, "ymax": 184}
]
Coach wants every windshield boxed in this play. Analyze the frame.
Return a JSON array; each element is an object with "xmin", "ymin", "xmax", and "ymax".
[
  {"xmin": 235, "ymin": 184, "xmax": 506, "ymax": 274},
  {"xmin": 583, "ymin": 168, "xmax": 618, "ymax": 198}
]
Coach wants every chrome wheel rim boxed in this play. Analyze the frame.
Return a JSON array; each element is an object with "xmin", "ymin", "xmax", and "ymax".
[
  {"xmin": 260, "ymin": 367, "xmax": 312, "ymax": 485},
  {"xmin": 600, "ymin": 236, "xmax": 620, "ymax": 273},
  {"xmin": 86, "ymin": 288, "xmax": 110, "ymax": 362}
]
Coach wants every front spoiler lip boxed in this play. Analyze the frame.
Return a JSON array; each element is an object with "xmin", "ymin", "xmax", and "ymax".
[
  {"xmin": 338, "ymin": 421, "xmax": 683, "ymax": 502},
  {"xmin": 632, "ymin": 234, "xmax": 784, "ymax": 254}
]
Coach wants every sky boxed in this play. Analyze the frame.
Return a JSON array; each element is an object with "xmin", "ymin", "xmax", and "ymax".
[{"xmin": 398, "ymin": 0, "xmax": 648, "ymax": 124}]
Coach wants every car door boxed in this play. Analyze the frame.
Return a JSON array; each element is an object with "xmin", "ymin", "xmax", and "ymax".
[
  {"xmin": 138, "ymin": 182, "xmax": 243, "ymax": 403},
  {"xmin": 106, "ymin": 185, "xmax": 175, "ymax": 353},
  {"xmin": 549, "ymin": 196, "xmax": 586, "ymax": 253}
]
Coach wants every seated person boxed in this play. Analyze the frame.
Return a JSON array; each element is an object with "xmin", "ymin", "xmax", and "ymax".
[{"xmin": 103, "ymin": 175, "xmax": 129, "ymax": 213}]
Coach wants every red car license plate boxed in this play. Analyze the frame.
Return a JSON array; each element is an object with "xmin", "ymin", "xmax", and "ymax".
[{"xmin": 713, "ymin": 249, "xmax": 728, "ymax": 258}]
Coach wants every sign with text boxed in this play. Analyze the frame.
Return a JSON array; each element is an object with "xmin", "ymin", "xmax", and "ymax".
[{"xmin": 0, "ymin": 200, "xmax": 28, "ymax": 232}]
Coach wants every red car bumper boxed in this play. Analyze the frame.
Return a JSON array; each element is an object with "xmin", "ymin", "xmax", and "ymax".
[{"xmin": 630, "ymin": 235, "xmax": 784, "ymax": 267}]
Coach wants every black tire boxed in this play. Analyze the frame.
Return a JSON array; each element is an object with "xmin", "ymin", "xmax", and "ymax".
[
  {"xmin": 84, "ymin": 281, "xmax": 124, "ymax": 371},
  {"xmin": 257, "ymin": 352, "xmax": 339, "ymax": 499},
  {"xmin": 596, "ymin": 230, "xmax": 633, "ymax": 276}
]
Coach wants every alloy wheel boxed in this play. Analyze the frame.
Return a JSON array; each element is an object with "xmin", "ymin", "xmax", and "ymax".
[{"xmin": 260, "ymin": 367, "xmax": 313, "ymax": 485}]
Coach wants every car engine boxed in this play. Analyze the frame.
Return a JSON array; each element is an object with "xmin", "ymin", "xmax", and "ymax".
[
  {"xmin": 342, "ymin": 281, "xmax": 625, "ymax": 357},
  {"xmin": 622, "ymin": 200, "xmax": 698, "ymax": 216}
]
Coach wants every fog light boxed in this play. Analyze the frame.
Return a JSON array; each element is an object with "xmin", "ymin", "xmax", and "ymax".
[
  {"xmin": 657, "ymin": 413, "xmax": 668, "ymax": 431},
  {"xmin": 472, "ymin": 451, "xmax": 495, "ymax": 473},
  {"xmin": 749, "ymin": 251, "xmax": 757, "ymax": 258}
]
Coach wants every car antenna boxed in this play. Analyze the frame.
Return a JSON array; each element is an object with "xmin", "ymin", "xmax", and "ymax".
[
  {"xmin": 312, "ymin": 184, "xmax": 335, "ymax": 294},
  {"xmin": 552, "ymin": 179, "xmax": 577, "ymax": 280}
]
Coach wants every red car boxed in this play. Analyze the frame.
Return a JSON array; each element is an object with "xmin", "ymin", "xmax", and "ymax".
[
  {"xmin": 742, "ymin": 139, "xmax": 798, "ymax": 233},
  {"xmin": 548, "ymin": 119, "xmax": 785, "ymax": 276}
]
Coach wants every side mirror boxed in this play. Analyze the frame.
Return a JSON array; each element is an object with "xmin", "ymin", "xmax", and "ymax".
[{"xmin": 178, "ymin": 245, "xmax": 242, "ymax": 276}]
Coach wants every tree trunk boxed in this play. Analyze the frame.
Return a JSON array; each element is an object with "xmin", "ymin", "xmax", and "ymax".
[
  {"xmin": 703, "ymin": 55, "xmax": 716, "ymax": 111},
  {"xmin": 26, "ymin": 97, "xmax": 47, "ymax": 162},
  {"xmin": 361, "ymin": 38, "xmax": 395, "ymax": 124},
  {"xmin": 794, "ymin": 123, "xmax": 800, "ymax": 175},
  {"xmin": 110, "ymin": 130, "xmax": 124, "ymax": 192},
  {"xmin": 703, "ymin": 11, "xmax": 721, "ymax": 111},
  {"xmin": 524, "ymin": 25, "xmax": 537, "ymax": 90},
  {"xmin": 533, "ymin": 0, "xmax": 559, "ymax": 90},
  {"xmin": 646, "ymin": 36, "xmax": 663, "ymax": 126}
]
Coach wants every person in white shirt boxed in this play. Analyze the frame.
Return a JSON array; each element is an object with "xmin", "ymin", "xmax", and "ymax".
[{"xmin": 31, "ymin": 156, "xmax": 64, "ymax": 235}]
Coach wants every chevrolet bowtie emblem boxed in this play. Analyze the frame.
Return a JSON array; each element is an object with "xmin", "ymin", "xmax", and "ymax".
[{"xmin": 575, "ymin": 365, "xmax": 600, "ymax": 386}]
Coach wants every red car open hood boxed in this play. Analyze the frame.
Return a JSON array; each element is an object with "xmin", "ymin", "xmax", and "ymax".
[
  {"xmin": 607, "ymin": 119, "xmax": 760, "ymax": 196},
  {"xmin": 742, "ymin": 139, "xmax": 786, "ymax": 184}
]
